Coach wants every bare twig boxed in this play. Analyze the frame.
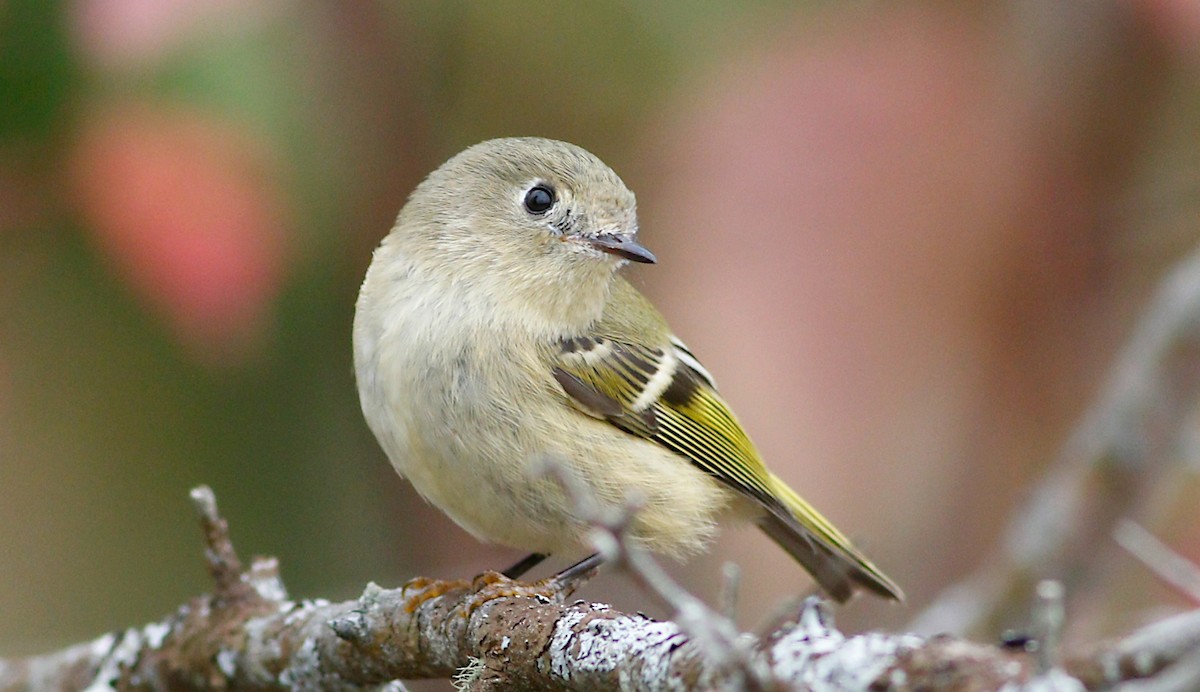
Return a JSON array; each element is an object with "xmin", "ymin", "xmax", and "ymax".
[
  {"xmin": 532, "ymin": 456, "xmax": 770, "ymax": 689},
  {"xmin": 1115, "ymin": 520, "xmax": 1200, "ymax": 605},
  {"xmin": 190, "ymin": 485, "xmax": 288, "ymax": 604},
  {"xmin": 914, "ymin": 244, "xmax": 1200, "ymax": 638},
  {"xmin": 1109, "ymin": 648, "xmax": 1200, "ymax": 692},
  {"xmin": 1067, "ymin": 607, "xmax": 1200, "ymax": 688},
  {"xmin": 719, "ymin": 562, "xmax": 742, "ymax": 623},
  {"xmin": 1032, "ymin": 580, "xmax": 1067, "ymax": 673}
]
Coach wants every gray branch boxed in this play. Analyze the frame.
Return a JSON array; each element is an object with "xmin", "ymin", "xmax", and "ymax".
[{"xmin": 4, "ymin": 487, "xmax": 1200, "ymax": 690}]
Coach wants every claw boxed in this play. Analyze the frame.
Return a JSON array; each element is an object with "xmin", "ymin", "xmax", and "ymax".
[
  {"xmin": 401, "ymin": 576, "xmax": 470, "ymax": 613},
  {"xmin": 463, "ymin": 570, "xmax": 585, "ymax": 617}
]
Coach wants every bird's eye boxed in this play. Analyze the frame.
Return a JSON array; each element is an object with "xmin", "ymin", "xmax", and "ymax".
[{"xmin": 523, "ymin": 185, "xmax": 555, "ymax": 214}]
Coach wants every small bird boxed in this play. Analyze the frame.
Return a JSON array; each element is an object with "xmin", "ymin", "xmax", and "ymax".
[{"xmin": 353, "ymin": 137, "xmax": 901, "ymax": 602}]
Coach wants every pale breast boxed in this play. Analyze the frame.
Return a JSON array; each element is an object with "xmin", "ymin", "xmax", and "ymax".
[{"xmin": 355, "ymin": 255, "xmax": 740, "ymax": 557}]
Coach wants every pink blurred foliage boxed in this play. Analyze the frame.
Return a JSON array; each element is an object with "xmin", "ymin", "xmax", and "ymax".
[
  {"xmin": 641, "ymin": 3, "xmax": 1134, "ymax": 615},
  {"xmin": 1129, "ymin": 0, "xmax": 1200, "ymax": 63},
  {"xmin": 70, "ymin": 103, "xmax": 290, "ymax": 364},
  {"xmin": 651, "ymin": 4, "xmax": 1036, "ymax": 497},
  {"xmin": 70, "ymin": 0, "xmax": 279, "ymax": 68}
]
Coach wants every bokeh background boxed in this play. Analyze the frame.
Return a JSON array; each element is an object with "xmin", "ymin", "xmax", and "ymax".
[{"xmin": 3, "ymin": 0, "xmax": 1199, "ymax": 665}]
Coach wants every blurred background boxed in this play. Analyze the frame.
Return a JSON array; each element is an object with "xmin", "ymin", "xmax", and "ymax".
[{"xmin": 2, "ymin": 0, "xmax": 1199, "ymax": 665}]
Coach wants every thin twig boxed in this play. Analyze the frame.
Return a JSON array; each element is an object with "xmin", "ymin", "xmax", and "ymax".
[
  {"xmin": 532, "ymin": 456, "xmax": 771, "ymax": 689},
  {"xmin": 189, "ymin": 485, "xmax": 245, "ymax": 595},
  {"xmin": 1115, "ymin": 520, "xmax": 1200, "ymax": 605},
  {"xmin": 914, "ymin": 244, "xmax": 1200, "ymax": 637},
  {"xmin": 719, "ymin": 562, "xmax": 742, "ymax": 623},
  {"xmin": 1033, "ymin": 580, "xmax": 1066, "ymax": 674}
]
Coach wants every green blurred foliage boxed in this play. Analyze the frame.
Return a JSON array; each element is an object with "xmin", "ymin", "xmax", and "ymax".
[{"xmin": 0, "ymin": 1, "xmax": 75, "ymax": 141}]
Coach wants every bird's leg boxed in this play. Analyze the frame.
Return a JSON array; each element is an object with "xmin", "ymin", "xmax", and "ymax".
[
  {"xmin": 552, "ymin": 552, "xmax": 604, "ymax": 588},
  {"xmin": 501, "ymin": 552, "xmax": 548, "ymax": 579},
  {"xmin": 466, "ymin": 552, "xmax": 605, "ymax": 612}
]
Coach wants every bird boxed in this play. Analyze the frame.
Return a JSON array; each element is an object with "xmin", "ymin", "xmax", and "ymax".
[{"xmin": 353, "ymin": 137, "xmax": 902, "ymax": 602}]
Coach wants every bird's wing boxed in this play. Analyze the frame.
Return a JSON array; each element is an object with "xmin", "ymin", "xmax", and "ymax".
[
  {"xmin": 553, "ymin": 329, "xmax": 781, "ymax": 509},
  {"xmin": 552, "ymin": 279, "xmax": 779, "ymax": 506},
  {"xmin": 550, "ymin": 278, "xmax": 903, "ymax": 602}
]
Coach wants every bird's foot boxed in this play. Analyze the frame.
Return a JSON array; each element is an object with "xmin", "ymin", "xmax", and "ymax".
[
  {"xmin": 393, "ymin": 557, "xmax": 604, "ymax": 618},
  {"xmin": 399, "ymin": 575, "xmax": 472, "ymax": 613},
  {"xmin": 463, "ymin": 568, "xmax": 592, "ymax": 615}
]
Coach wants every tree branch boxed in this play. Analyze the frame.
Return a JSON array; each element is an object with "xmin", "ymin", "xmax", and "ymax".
[{"xmin": 4, "ymin": 484, "xmax": 1200, "ymax": 690}]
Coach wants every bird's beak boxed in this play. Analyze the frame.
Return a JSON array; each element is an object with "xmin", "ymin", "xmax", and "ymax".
[{"xmin": 588, "ymin": 234, "xmax": 657, "ymax": 264}]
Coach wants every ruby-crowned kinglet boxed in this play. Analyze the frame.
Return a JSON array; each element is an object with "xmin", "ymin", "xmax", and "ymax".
[{"xmin": 353, "ymin": 138, "xmax": 901, "ymax": 602}]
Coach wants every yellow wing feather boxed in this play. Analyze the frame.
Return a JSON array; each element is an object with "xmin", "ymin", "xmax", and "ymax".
[{"xmin": 551, "ymin": 279, "xmax": 903, "ymax": 602}]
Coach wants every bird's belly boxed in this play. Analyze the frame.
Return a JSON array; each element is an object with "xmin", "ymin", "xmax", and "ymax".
[{"xmin": 384, "ymin": 345, "xmax": 738, "ymax": 557}]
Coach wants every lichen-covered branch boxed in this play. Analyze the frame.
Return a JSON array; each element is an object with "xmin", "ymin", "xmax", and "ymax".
[{"xmin": 5, "ymin": 487, "xmax": 1200, "ymax": 690}]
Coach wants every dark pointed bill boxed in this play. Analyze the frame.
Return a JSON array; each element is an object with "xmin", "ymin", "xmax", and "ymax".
[{"xmin": 588, "ymin": 235, "xmax": 657, "ymax": 264}]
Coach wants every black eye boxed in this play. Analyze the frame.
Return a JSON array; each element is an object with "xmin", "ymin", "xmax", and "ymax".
[{"xmin": 524, "ymin": 185, "xmax": 555, "ymax": 214}]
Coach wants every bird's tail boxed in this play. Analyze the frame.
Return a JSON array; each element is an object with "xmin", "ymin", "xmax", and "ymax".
[{"xmin": 757, "ymin": 473, "xmax": 903, "ymax": 603}]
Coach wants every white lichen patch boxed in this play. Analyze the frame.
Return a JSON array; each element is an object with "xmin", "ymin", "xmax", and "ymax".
[
  {"xmin": 242, "ymin": 615, "xmax": 288, "ymax": 681},
  {"xmin": 548, "ymin": 610, "xmax": 588, "ymax": 679},
  {"xmin": 88, "ymin": 633, "xmax": 117, "ymax": 659},
  {"xmin": 82, "ymin": 629, "xmax": 146, "ymax": 691},
  {"xmin": 360, "ymin": 581, "xmax": 385, "ymax": 604},
  {"xmin": 285, "ymin": 599, "xmax": 330, "ymax": 626},
  {"xmin": 216, "ymin": 648, "xmax": 238, "ymax": 678},
  {"xmin": 452, "ymin": 656, "xmax": 484, "ymax": 691},
  {"xmin": 278, "ymin": 637, "xmax": 321, "ymax": 688},
  {"xmin": 20, "ymin": 633, "xmax": 115, "ymax": 692},
  {"xmin": 771, "ymin": 624, "xmax": 924, "ymax": 691},
  {"xmin": 142, "ymin": 622, "xmax": 170, "ymax": 649},
  {"xmin": 245, "ymin": 573, "xmax": 289, "ymax": 602},
  {"xmin": 549, "ymin": 609, "xmax": 688, "ymax": 689}
]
